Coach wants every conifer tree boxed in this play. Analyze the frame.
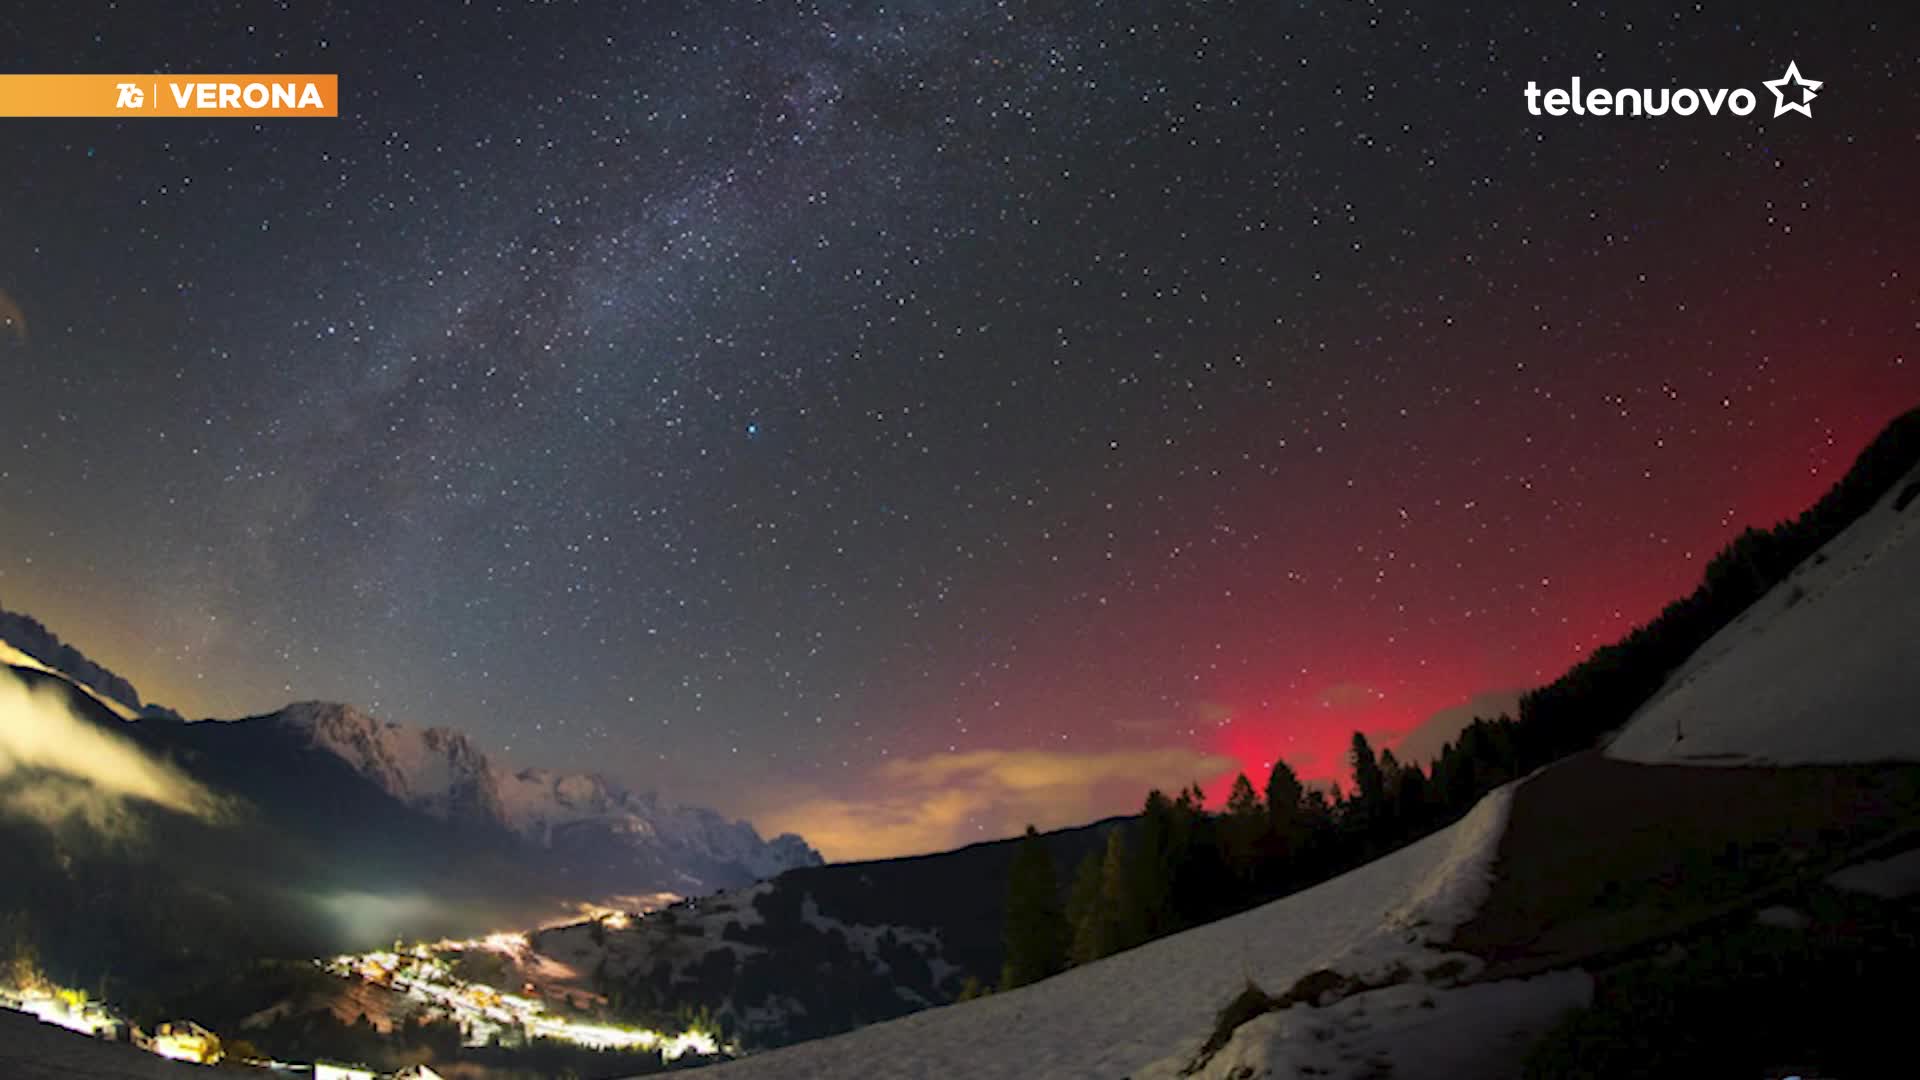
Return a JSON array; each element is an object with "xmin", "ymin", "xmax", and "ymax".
[
  {"xmin": 1099, "ymin": 822, "xmax": 1143, "ymax": 954},
  {"xmin": 1396, "ymin": 756, "xmax": 1430, "ymax": 828},
  {"xmin": 1349, "ymin": 731, "xmax": 1387, "ymax": 834},
  {"xmin": 1001, "ymin": 826, "xmax": 1069, "ymax": 989},
  {"xmin": 1065, "ymin": 848, "xmax": 1105, "ymax": 965},
  {"xmin": 1225, "ymin": 772, "xmax": 1261, "ymax": 820},
  {"xmin": 1264, "ymin": 757, "xmax": 1305, "ymax": 855},
  {"xmin": 1223, "ymin": 772, "xmax": 1265, "ymax": 877},
  {"xmin": 1351, "ymin": 732, "xmax": 1385, "ymax": 803},
  {"xmin": 1130, "ymin": 790, "xmax": 1181, "ymax": 938},
  {"xmin": 1376, "ymin": 747, "xmax": 1404, "ymax": 829},
  {"xmin": 1378, "ymin": 747, "xmax": 1402, "ymax": 794}
]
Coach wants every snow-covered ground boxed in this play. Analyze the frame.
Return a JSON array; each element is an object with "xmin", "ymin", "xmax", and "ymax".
[
  {"xmin": 1828, "ymin": 847, "xmax": 1920, "ymax": 900},
  {"xmin": 1158, "ymin": 970, "xmax": 1589, "ymax": 1080},
  {"xmin": 674, "ymin": 785, "xmax": 1584, "ymax": 1080},
  {"xmin": 1608, "ymin": 463, "xmax": 1920, "ymax": 766}
]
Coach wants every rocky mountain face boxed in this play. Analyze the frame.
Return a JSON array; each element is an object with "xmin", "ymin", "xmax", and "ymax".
[
  {"xmin": 0, "ymin": 596, "xmax": 822, "ymax": 900},
  {"xmin": 272, "ymin": 702, "xmax": 511, "ymax": 828},
  {"xmin": 269, "ymin": 700, "xmax": 822, "ymax": 889},
  {"xmin": 0, "ymin": 602, "xmax": 152, "ymax": 714},
  {"xmin": 0, "ymin": 612, "xmax": 821, "ymax": 991}
]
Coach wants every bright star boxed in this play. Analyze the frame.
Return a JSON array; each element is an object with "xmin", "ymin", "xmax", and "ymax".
[{"xmin": 1763, "ymin": 61, "xmax": 1821, "ymax": 118}]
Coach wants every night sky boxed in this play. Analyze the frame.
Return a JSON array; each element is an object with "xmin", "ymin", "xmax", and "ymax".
[{"xmin": 2, "ymin": 2, "xmax": 1916, "ymax": 859}]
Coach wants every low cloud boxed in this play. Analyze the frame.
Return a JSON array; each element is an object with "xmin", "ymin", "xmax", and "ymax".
[
  {"xmin": 760, "ymin": 746, "xmax": 1235, "ymax": 862},
  {"xmin": 1390, "ymin": 688, "xmax": 1526, "ymax": 766},
  {"xmin": 0, "ymin": 670, "xmax": 227, "ymax": 836}
]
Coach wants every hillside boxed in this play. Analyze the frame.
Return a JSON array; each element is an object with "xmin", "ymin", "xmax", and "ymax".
[
  {"xmin": 10, "ymin": 422, "xmax": 1919, "ymax": 1076},
  {"xmin": 671, "ymin": 785, "xmax": 1583, "ymax": 1080},
  {"xmin": 0, "ymin": 652, "xmax": 819, "ymax": 1022},
  {"xmin": 0, "ymin": 1011, "xmax": 205, "ymax": 1080},
  {"xmin": 1608, "ymin": 460, "xmax": 1920, "ymax": 765},
  {"xmin": 629, "ymin": 452, "xmax": 1920, "ymax": 1078},
  {"xmin": 449, "ymin": 817, "xmax": 1125, "ymax": 1048},
  {"xmin": 0, "ymin": 603, "xmax": 154, "ymax": 717}
]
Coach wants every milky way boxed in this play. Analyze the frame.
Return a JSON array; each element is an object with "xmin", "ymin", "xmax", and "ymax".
[{"xmin": 2, "ymin": 1, "xmax": 1916, "ymax": 857}]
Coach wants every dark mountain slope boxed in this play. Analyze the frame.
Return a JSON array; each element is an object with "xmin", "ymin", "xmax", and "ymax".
[
  {"xmin": 528, "ymin": 814, "xmax": 1126, "ymax": 1047},
  {"xmin": 0, "ymin": 604, "xmax": 155, "ymax": 715}
]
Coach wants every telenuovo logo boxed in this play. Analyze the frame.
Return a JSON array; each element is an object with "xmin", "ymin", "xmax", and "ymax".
[{"xmin": 1524, "ymin": 62, "xmax": 1821, "ymax": 119}]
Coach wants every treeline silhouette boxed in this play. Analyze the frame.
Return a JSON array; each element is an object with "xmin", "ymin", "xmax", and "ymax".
[{"xmin": 997, "ymin": 405, "xmax": 1920, "ymax": 990}]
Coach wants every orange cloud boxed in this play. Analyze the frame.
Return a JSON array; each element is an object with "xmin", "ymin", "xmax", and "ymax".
[{"xmin": 757, "ymin": 746, "xmax": 1234, "ymax": 862}]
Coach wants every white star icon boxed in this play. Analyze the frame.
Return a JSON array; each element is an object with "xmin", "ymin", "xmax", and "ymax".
[{"xmin": 1763, "ymin": 61, "xmax": 1821, "ymax": 118}]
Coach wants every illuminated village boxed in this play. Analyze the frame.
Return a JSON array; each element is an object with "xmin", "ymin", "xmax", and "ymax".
[
  {"xmin": 1, "ymin": 911, "xmax": 726, "ymax": 1078},
  {"xmin": 0, "ymin": 979, "xmax": 239, "ymax": 1068},
  {"xmin": 320, "ymin": 921, "xmax": 727, "ymax": 1061}
]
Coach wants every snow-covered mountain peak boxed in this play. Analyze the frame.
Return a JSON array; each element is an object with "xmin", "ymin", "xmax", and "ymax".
[
  {"xmin": 274, "ymin": 701, "xmax": 501, "ymax": 821},
  {"xmin": 268, "ymin": 700, "xmax": 823, "ymax": 885}
]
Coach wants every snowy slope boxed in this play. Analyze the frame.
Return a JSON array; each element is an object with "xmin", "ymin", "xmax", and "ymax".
[
  {"xmin": 1608, "ymin": 462, "xmax": 1920, "ymax": 766},
  {"xmin": 1156, "ymin": 970, "xmax": 1589, "ymax": 1080},
  {"xmin": 680, "ymin": 787, "xmax": 1548, "ymax": 1080}
]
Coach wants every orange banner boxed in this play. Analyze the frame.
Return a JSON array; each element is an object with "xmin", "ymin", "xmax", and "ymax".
[{"xmin": 0, "ymin": 74, "xmax": 337, "ymax": 117}]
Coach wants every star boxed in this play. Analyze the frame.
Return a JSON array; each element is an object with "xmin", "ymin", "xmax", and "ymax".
[
  {"xmin": 1763, "ymin": 61, "xmax": 1822, "ymax": 118},
  {"xmin": 1, "ymin": 0, "xmax": 1913, "ymax": 865}
]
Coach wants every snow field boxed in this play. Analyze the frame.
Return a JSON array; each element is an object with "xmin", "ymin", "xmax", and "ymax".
[{"xmin": 681, "ymin": 787, "xmax": 1532, "ymax": 1079}]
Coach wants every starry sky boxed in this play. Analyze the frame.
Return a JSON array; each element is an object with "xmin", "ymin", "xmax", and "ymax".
[{"xmin": 1, "ymin": 1, "xmax": 1916, "ymax": 860}]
